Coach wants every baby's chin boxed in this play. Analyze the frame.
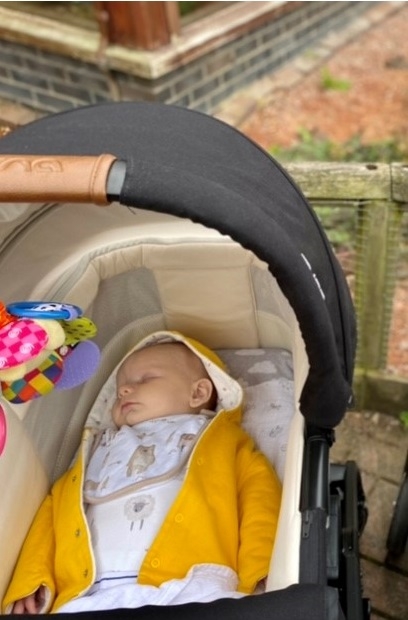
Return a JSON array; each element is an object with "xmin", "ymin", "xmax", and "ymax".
[
  {"xmin": 114, "ymin": 409, "xmax": 160, "ymax": 427},
  {"xmin": 118, "ymin": 411, "xmax": 144, "ymax": 427},
  {"xmin": 115, "ymin": 410, "xmax": 193, "ymax": 427}
]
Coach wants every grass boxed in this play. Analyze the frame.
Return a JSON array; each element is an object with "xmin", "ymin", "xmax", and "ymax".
[{"xmin": 320, "ymin": 67, "xmax": 351, "ymax": 92}]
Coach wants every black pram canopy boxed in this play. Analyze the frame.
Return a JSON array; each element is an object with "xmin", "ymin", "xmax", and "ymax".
[{"xmin": 0, "ymin": 102, "xmax": 356, "ymax": 429}]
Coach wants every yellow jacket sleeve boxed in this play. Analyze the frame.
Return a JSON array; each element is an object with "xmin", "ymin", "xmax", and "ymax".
[
  {"xmin": 2, "ymin": 493, "xmax": 56, "ymax": 613},
  {"xmin": 236, "ymin": 439, "xmax": 282, "ymax": 593}
]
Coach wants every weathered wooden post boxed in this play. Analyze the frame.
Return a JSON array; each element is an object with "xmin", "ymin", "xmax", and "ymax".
[
  {"xmin": 353, "ymin": 198, "xmax": 402, "ymax": 409},
  {"xmin": 354, "ymin": 199, "xmax": 401, "ymax": 371}
]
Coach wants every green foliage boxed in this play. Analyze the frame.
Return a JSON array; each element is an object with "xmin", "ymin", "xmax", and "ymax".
[
  {"xmin": 313, "ymin": 206, "xmax": 355, "ymax": 251},
  {"xmin": 400, "ymin": 411, "xmax": 408, "ymax": 429},
  {"xmin": 179, "ymin": 2, "xmax": 200, "ymax": 17},
  {"xmin": 270, "ymin": 129, "xmax": 408, "ymax": 163},
  {"xmin": 320, "ymin": 67, "xmax": 351, "ymax": 92},
  {"xmin": 270, "ymin": 130, "xmax": 408, "ymax": 253}
]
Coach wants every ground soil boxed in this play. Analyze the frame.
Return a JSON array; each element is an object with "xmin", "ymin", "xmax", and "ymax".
[
  {"xmin": 239, "ymin": 6, "xmax": 408, "ymax": 152},
  {"xmin": 239, "ymin": 4, "xmax": 408, "ymax": 378}
]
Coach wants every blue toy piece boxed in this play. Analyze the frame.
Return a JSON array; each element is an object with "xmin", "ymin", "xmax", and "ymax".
[{"xmin": 6, "ymin": 302, "xmax": 82, "ymax": 321}]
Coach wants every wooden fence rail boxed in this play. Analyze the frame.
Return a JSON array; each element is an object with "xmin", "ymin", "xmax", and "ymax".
[{"xmin": 286, "ymin": 162, "xmax": 408, "ymax": 415}]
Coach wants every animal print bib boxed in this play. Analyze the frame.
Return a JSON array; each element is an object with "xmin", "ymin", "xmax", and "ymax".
[{"xmin": 84, "ymin": 413, "xmax": 213, "ymax": 503}]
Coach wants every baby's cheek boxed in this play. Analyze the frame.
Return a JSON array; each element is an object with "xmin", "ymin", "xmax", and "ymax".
[{"xmin": 111, "ymin": 401, "xmax": 120, "ymax": 420}]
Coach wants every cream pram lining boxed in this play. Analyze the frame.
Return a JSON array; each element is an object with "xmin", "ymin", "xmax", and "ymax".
[{"xmin": 0, "ymin": 203, "xmax": 308, "ymax": 600}]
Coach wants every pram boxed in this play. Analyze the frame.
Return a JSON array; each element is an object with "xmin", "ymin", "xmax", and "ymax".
[{"xmin": 0, "ymin": 102, "xmax": 368, "ymax": 619}]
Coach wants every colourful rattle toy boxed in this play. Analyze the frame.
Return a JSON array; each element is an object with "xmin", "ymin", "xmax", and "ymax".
[{"xmin": 0, "ymin": 300, "xmax": 100, "ymax": 404}]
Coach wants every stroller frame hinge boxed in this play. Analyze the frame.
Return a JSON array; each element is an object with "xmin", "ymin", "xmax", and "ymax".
[
  {"xmin": 301, "ymin": 509, "xmax": 312, "ymax": 539},
  {"xmin": 300, "ymin": 425, "xmax": 331, "ymax": 513}
]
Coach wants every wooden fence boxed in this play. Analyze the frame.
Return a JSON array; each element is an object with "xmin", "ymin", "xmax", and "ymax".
[{"xmin": 286, "ymin": 162, "xmax": 408, "ymax": 416}]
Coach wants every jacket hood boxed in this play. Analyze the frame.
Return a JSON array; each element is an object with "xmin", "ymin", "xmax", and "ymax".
[{"xmin": 86, "ymin": 330, "xmax": 243, "ymax": 430}]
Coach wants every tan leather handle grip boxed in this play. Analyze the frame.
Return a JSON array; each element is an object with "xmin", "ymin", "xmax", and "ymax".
[{"xmin": 0, "ymin": 154, "xmax": 117, "ymax": 205}]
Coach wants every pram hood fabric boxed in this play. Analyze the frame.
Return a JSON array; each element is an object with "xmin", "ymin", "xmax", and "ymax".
[{"xmin": 0, "ymin": 102, "xmax": 356, "ymax": 428}]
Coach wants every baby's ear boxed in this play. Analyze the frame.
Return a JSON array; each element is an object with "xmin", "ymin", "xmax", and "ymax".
[{"xmin": 190, "ymin": 378, "xmax": 214, "ymax": 410}]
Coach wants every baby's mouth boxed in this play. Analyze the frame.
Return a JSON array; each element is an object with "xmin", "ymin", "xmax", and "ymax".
[{"xmin": 121, "ymin": 401, "xmax": 139, "ymax": 414}]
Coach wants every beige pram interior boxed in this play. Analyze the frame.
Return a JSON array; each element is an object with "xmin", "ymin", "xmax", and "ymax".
[{"xmin": 0, "ymin": 200, "xmax": 307, "ymax": 596}]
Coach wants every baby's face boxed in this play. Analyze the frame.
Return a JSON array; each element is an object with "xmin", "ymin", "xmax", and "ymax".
[{"xmin": 112, "ymin": 344, "xmax": 204, "ymax": 427}]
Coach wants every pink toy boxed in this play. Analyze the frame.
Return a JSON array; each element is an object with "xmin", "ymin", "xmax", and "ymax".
[
  {"xmin": 0, "ymin": 320, "xmax": 48, "ymax": 370},
  {"xmin": 0, "ymin": 403, "xmax": 6, "ymax": 456}
]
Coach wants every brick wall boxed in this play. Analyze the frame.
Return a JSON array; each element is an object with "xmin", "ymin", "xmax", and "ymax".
[{"xmin": 0, "ymin": 2, "xmax": 372, "ymax": 116}]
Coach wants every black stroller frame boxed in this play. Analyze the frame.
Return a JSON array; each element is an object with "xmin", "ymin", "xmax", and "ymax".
[
  {"xmin": 0, "ymin": 102, "xmax": 369, "ymax": 620},
  {"xmin": 386, "ymin": 451, "xmax": 408, "ymax": 557}
]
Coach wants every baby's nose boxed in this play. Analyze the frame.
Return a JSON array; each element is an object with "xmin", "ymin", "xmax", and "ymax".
[{"xmin": 118, "ymin": 383, "xmax": 135, "ymax": 397}]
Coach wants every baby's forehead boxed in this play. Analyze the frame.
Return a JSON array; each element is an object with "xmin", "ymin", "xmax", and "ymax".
[
  {"xmin": 129, "ymin": 343, "xmax": 186, "ymax": 362},
  {"xmin": 118, "ymin": 343, "xmax": 193, "ymax": 374}
]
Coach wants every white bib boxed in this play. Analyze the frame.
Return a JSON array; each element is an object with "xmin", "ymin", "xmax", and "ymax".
[{"xmin": 84, "ymin": 414, "xmax": 212, "ymax": 503}]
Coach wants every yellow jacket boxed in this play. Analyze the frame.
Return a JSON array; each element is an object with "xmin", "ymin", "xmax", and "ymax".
[
  {"xmin": 3, "ymin": 333, "xmax": 281, "ymax": 613},
  {"xmin": 3, "ymin": 409, "xmax": 281, "ymax": 613}
]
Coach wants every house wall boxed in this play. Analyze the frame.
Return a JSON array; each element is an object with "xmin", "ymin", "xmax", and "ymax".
[{"xmin": 0, "ymin": 2, "xmax": 372, "ymax": 116}]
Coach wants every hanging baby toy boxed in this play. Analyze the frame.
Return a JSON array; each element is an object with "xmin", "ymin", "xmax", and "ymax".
[{"xmin": 0, "ymin": 301, "xmax": 100, "ymax": 404}]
